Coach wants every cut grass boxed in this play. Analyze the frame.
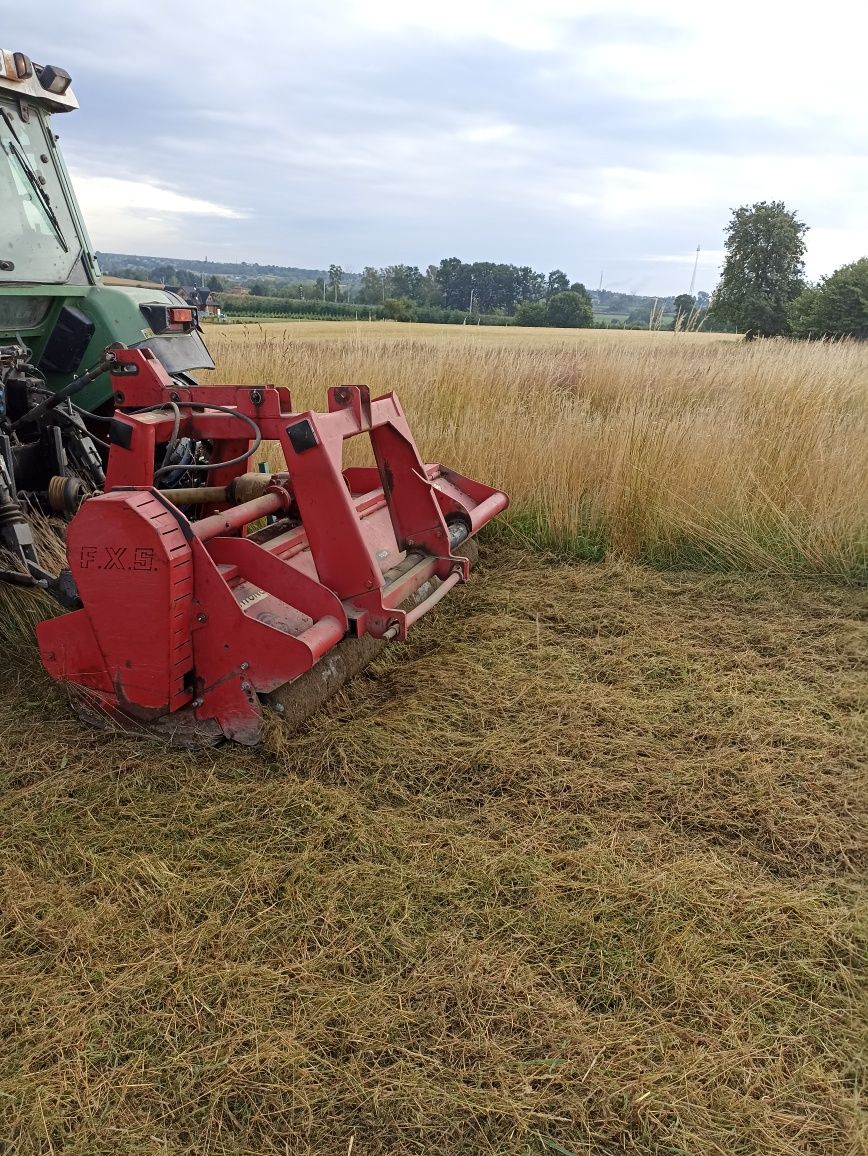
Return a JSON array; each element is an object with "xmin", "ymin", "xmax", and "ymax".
[{"xmin": 1, "ymin": 545, "xmax": 865, "ymax": 1154}]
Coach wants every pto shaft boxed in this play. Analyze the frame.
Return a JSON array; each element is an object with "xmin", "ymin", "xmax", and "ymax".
[{"xmin": 192, "ymin": 489, "xmax": 290, "ymax": 541}]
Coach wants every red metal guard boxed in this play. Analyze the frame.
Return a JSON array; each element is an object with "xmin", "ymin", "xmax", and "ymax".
[{"xmin": 37, "ymin": 347, "xmax": 508, "ymax": 743}]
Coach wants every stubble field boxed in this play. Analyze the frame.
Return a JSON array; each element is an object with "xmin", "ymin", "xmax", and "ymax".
[{"xmin": 1, "ymin": 323, "xmax": 865, "ymax": 1154}]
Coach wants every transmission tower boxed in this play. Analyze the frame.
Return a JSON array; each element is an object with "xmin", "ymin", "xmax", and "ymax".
[{"xmin": 688, "ymin": 245, "xmax": 700, "ymax": 296}]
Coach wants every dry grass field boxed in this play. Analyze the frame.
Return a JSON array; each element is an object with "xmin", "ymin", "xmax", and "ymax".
[
  {"xmin": 206, "ymin": 322, "xmax": 867, "ymax": 580},
  {"xmin": 1, "ymin": 324, "xmax": 866, "ymax": 1154}
]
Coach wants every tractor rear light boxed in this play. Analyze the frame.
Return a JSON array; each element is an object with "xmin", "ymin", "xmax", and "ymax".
[
  {"xmin": 38, "ymin": 65, "xmax": 72, "ymax": 96},
  {"xmin": 140, "ymin": 304, "xmax": 198, "ymax": 334}
]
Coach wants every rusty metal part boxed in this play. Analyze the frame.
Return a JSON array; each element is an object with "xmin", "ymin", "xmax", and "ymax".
[
  {"xmin": 192, "ymin": 489, "xmax": 291, "ymax": 541},
  {"xmin": 232, "ymin": 470, "xmax": 274, "ymax": 503},
  {"xmin": 158, "ymin": 472, "xmax": 275, "ymax": 509},
  {"xmin": 157, "ymin": 484, "xmax": 229, "ymax": 506},
  {"xmin": 47, "ymin": 474, "xmax": 86, "ymax": 513}
]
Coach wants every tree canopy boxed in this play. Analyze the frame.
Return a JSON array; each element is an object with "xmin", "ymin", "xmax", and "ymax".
[
  {"xmin": 711, "ymin": 201, "xmax": 807, "ymax": 337},
  {"xmin": 354, "ymin": 258, "xmax": 577, "ymax": 317},
  {"xmin": 516, "ymin": 289, "xmax": 593, "ymax": 328},
  {"xmin": 327, "ymin": 264, "xmax": 344, "ymax": 301},
  {"xmin": 673, "ymin": 294, "xmax": 695, "ymax": 327},
  {"xmin": 546, "ymin": 270, "xmax": 570, "ymax": 297},
  {"xmin": 547, "ymin": 290, "xmax": 593, "ymax": 328},
  {"xmin": 789, "ymin": 258, "xmax": 868, "ymax": 339}
]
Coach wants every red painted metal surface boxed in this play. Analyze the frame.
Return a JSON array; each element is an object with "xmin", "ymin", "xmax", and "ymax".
[{"xmin": 37, "ymin": 347, "xmax": 509, "ymax": 743}]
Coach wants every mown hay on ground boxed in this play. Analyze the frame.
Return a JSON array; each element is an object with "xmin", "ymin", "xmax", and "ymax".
[{"xmin": 1, "ymin": 546, "xmax": 865, "ymax": 1154}]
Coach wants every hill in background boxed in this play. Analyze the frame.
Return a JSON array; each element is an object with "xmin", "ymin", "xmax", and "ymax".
[{"xmin": 96, "ymin": 252, "xmax": 357, "ymax": 287}]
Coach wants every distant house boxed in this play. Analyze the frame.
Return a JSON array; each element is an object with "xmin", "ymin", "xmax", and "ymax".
[{"xmin": 168, "ymin": 285, "xmax": 221, "ymax": 317}]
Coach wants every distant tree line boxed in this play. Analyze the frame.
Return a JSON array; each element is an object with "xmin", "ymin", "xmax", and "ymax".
[
  {"xmin": 351, "ymin": 259, "xmax": 594, "ymax": 323},
  {"xmin": 103, "ymin": 252, "xmax": 601, "ymax": 327},
  {"xmin": 218, "ymin": 295, "xmax": 515, "ymax": 325},
  {"xmin": 104, "ymin": 228, "xmax": 868, "ymax": 339},
  {"xmin": 96, "ymin": 252, "xmax": 336, "ymax": 283},
  {"xmin": 216, "ymin": 261, "xmax": 599, "ymax": 329},
  {"xmin": 107, "ymin": 261, "xmax": 229, "ymax": 292}
]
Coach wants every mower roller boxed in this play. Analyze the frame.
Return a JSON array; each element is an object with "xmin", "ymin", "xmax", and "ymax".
[{"xmin": 0, "ymin": 49, "xmax": 508, "ymax": 744}]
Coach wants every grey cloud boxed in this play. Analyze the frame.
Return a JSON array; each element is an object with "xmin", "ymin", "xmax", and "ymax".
[{"xmin": 8, "ymin": 2, "xmax": 861, "ymax": 292}]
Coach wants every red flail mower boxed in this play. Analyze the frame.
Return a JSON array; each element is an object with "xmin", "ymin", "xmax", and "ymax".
[{"xmin": 36, "ymin": 348, "xmax": 508, "ymax": 744}]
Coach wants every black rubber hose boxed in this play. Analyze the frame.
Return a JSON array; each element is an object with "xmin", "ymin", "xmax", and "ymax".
[
  {"xmin": 137, "ymin": 402, "xmax": 262, "ymax": 480},
  {"xmin": 11, "ymin": 354, "xmax": 116, "ymax": 431}
]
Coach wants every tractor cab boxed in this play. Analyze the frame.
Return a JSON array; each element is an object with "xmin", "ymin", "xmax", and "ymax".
[{"xmin": 0, "ymin": 49, "xmax": 213, "ymax": 413}]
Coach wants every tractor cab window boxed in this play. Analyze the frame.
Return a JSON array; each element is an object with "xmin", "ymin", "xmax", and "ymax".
[{"xmin": 0, "ymin": 104, "xmax": 81, "ymax": 284}]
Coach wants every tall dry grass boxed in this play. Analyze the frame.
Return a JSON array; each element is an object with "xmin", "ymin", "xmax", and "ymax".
[{"xmin": 206, "ymin": 323, "xmax": 868, "ymax": 580}]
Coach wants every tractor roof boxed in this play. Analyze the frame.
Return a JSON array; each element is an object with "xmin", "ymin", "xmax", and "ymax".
[{"xmin": 0, "ymin": 49, "xmax": 77, "ymax": 112}]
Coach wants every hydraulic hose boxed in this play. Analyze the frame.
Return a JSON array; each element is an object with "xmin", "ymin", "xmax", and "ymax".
[{"xmin": 11, "ymin": 353, "xmax": 117, "ymax": 431}]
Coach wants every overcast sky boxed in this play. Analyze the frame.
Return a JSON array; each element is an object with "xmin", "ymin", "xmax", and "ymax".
[{"xmin": 11, "ymin": 1, "xmax": 867, "ymax": 294}]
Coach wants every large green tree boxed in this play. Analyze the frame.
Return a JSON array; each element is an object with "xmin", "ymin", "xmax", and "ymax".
[
  {"xmin": 356, "ymin": 266, "xmax": 386, "ymax": 304},
  {"xmin": 789, "ymin": 257, "xmax": 868, "ymax": 339},
  {"xmin": 546, "ymin": 269, "xmax": 570, "ymax": 297},
  {"xmin": 711, "ymin": 201, "xmax": 807, "ymax": 337},
  {"xmin": 672, "ymin": 293, "xmax": 695, "ymax": 329},
  {"xmin": 546, "ymin": 290, "xmax": 593, "ymax": 328},
  {"xmin": 516, "ymin": 290, "xmax": 593, "ymax": 328},
  {"xmin": 569, "ymin": 282, "xmax": 594, "ymax": 317},
  {"xmin": 517, "ymin": 265, "xmax": 546, "ymax": 303},
  {"xmin": 436, "ymin": 258, "xmax": 469, "ymax": 309},
  {"xmin": 384, "ymin": 265, "xmax": 424, "ymax": 301},
  {"xmin": 328, "ymin": 264, "xmax": 344, "ymax": 302}
]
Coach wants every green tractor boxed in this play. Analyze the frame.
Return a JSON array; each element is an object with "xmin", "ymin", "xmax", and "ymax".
[{"xmin": 0, "ymin": 47, "xmax": 213, "ymax": 599}]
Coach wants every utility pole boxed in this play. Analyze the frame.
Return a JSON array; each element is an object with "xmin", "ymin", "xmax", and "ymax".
[{"xmin": 469, "ymin": 287, "xmax": 475, "ymax": 315}]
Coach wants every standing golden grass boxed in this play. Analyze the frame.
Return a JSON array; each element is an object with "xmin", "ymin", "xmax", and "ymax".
[{"xmin": 207, "ymin": 322, "xmax": 868, "ymax": 579}]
